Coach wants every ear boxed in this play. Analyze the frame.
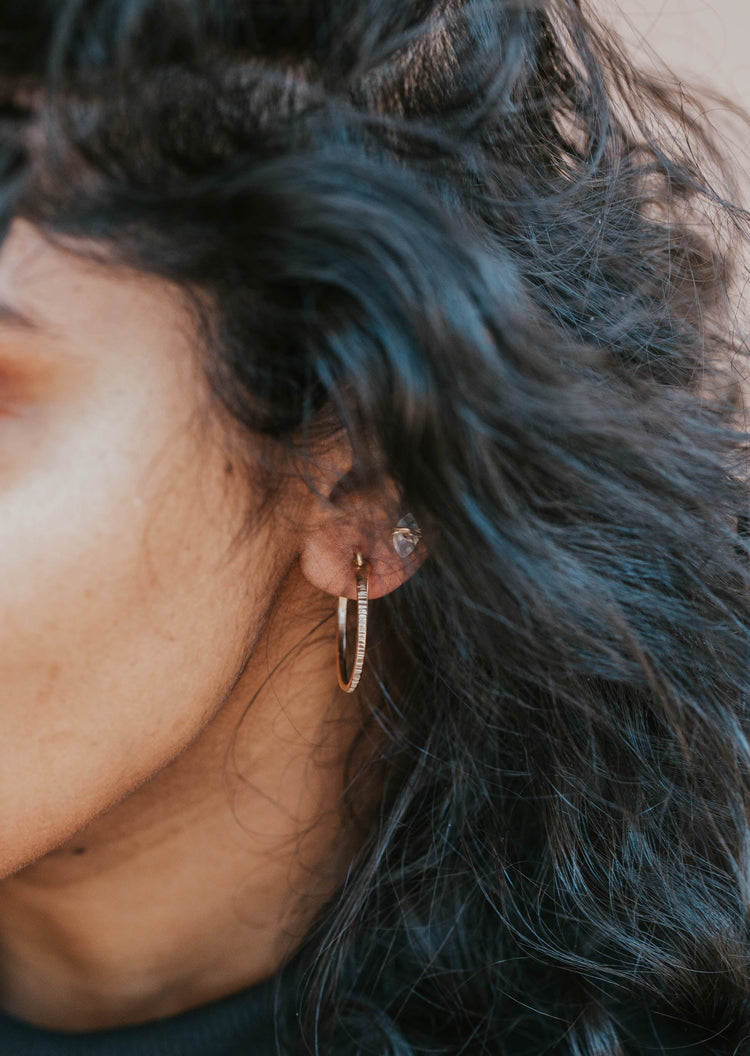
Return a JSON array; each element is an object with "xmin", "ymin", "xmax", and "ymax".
[{"xmin": 296, "ymin": 437, "xmax": 426, "ymax": 601}]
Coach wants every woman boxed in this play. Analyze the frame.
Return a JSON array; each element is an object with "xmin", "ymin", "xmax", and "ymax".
[{"xmin": 0, "ymin": 0, "xmax": 747, "ymax": 1052}]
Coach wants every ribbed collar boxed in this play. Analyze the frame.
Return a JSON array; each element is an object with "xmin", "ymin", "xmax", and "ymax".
[{"xmin": 0, "ymin": 973, "xmax": 285, "ymax": 1056}]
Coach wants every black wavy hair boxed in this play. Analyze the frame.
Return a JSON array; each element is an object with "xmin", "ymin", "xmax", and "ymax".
[{"xmin": 2, "ymin": 0, "xmax": 750, "ymax": 1052}]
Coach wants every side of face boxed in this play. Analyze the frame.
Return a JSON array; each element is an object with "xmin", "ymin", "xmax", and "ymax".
[{"xmin": 0, "ymin": 221, "xmax": 296, "ymax": 875}]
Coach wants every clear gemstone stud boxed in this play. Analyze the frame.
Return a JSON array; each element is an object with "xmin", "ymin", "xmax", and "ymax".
[{"xmin": 391, "ymin": 514, "xmax": 421, "ymax": 559}]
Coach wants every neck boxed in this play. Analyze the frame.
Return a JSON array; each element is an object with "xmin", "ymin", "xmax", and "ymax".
[{"xmin": 0, "ymin": 572, "xmax": 363, "ymax": 1031}]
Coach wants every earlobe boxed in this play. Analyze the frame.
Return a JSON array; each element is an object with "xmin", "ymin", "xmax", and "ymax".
[
  {"xmin": 298, "ymin": 508, "xmax": 426, "ymax": 602},
  {"xmin": 294, "ymin": 429, "xmax": 426, "ymax": 601}
]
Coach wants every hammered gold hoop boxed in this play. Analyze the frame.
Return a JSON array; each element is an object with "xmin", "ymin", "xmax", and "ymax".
[{"xmin": 336, "ymin": 550, "xmax": 369, "ymax": 693}]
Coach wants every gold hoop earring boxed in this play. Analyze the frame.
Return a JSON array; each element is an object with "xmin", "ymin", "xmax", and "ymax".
[{"xmin": 337, "ymin": 550, "xmax": 368, "ymax": 693}]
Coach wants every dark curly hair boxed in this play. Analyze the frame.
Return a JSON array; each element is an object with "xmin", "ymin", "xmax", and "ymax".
[{"xmin": 2, "ymin": 0, "xmax": 750, "ymax": 1052}]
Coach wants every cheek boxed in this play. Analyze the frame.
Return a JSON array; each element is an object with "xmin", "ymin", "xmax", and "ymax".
[{"xmin": 0, "ymin": 398, "xmax": 275, "ymax": 876}]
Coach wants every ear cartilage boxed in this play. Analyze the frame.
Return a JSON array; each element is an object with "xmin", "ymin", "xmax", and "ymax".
[{"xmin": 391, "ymin": 514, "xmax": 421, "ymax": 558}]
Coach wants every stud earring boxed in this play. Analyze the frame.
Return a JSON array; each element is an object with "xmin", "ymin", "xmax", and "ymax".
[
  {"xmin": 336, "ymin": 549, "xmax": 369, "ymax": 693},
  {"xmin": 391, "ymin": 514, "xmax": 421, "ymax": 558}
]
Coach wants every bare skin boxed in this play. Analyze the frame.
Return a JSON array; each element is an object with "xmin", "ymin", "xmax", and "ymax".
[
  {"xmin": 0, "ymin": 221, "xmax": 419, "ymax": 1031},
  {"xmin": 0, "ymin": 595, "xmax": 362, "ymax": 1031}
]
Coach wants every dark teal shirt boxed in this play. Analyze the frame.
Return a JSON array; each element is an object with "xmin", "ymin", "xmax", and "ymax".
[{"xmin": 0, "ymin": 975, "xmax": 283, "ymax": 1056}]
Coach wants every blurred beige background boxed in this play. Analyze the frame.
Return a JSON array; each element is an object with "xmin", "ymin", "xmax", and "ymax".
[
  {"xmin": 610, "ymin": 0, "xmax": 750, "ymax": 106},
  {"xmin": 604, "ymin": 0, "xmax": 750, "ymax": 376}
]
